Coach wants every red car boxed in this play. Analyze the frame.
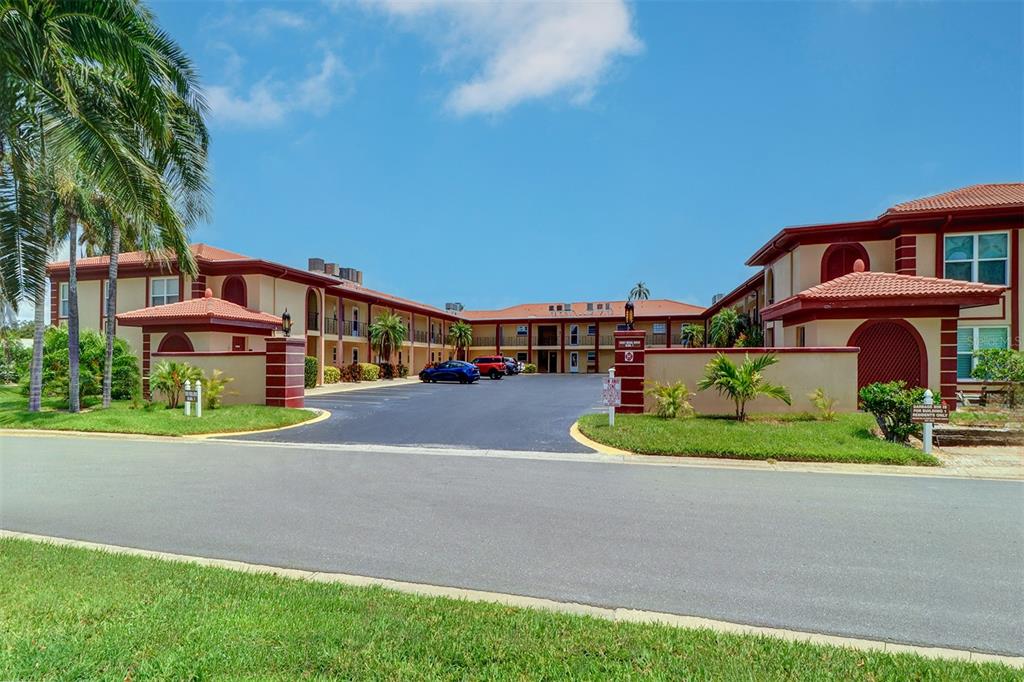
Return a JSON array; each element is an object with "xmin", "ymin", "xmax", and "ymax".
[{"xmin": 472, "ymin": 356, "xmax": 506, "ymax": 380}]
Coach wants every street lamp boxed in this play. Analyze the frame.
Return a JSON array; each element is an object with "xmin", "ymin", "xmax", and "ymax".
[
  {"xmin": 281, "ymin": 308, "xmax": 292, "ymax": 337},
  {"xmin": 624, "ymin": 300, "xmax": 635, "ymax": 331}
]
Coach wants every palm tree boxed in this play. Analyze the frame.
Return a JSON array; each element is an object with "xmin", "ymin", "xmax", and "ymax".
[
  {"xmin": 369, "ymin": 311, "xmax": 407, "ymax": 368},
  {"xmin": 447, "ymin": 320, "xmax": 473, "ymax": 361},
  {"xmin": 709, "ymin": 307, "xmax": 743, "ymax": 348},
  {"xmin": 697, "ymin": 352, "xmax": 791, "ymax": 421},
  {"xmin": 629, "ymin": 281, "xmax": 650, "ymax": 301},
  {"xmin": 0, "ymin": 0, "xmax": 210, "ymax": 411},
  {"xmin": 680, "ymin": 323, "xmax": 705, "ymax": 348}
]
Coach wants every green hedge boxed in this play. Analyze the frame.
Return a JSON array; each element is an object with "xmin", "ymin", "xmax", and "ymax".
[
  {"xmin": 304, "ymin": 356, "xmax": 318, "ymax": 388},
  {"xmin": 358, "ymin": 362, "xmax": 380, "ymax": 381},
  {"xmin": 323, "ymin": 366, "xmax": 341, "ymax": 384}
]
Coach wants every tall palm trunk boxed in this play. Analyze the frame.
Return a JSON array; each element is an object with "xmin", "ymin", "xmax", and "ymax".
[
  {"xmin": 102, "ymin": 221, "xmax": 119, "ymax": 407},
  {"xmin": 28, "ymin": 281, "xmax": 45, "ymax": 412},
  {"xmin": 67, "ymin": 216, "xmax": 80, "ymax": 412}
]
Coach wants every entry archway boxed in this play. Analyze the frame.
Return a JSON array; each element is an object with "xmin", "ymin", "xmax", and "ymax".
[{"xmin": 848, "ymin": 319, "xmax": 926, "ymax": 390}]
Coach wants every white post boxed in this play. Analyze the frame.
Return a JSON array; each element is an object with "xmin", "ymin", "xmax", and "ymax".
[
  {"xmin": 196, "ymin": 380, "xmax": 203, "ymax": 418},
  {"xmin": 922, "ymin": 389, "xmax": 933, "ymax": 455},
  {"xmin": 608, "ymin": 367, "xmax": 616, "ymax": 428},
  {"xmin": 183, "ymin": 380, "xmax": 191, "ymax": 417}
]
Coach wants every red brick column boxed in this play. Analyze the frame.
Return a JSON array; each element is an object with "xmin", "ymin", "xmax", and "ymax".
[
  {"xmin": 266, "ymin": 336, "xmax": 306, "ymax": 407},
  {"xmin": 939, "ymin": 319, "xmax": 958, "ymax": 410},
  {"xmin": 614, "ymin": 330, "xmax": 646, "ymax": 414}
]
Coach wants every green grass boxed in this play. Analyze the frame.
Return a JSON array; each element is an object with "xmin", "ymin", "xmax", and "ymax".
[
  {"xmin": 949, "ymin": 409, "xmax": 1022, "ymax": 428},
  {"xmin": 0, "ymin": 539, "xmax": 1013, "ymax": 680},
  {"xmin": 0, "ymin": 385, "xmax": 314, "ymax": 436},
  {"xmin": 579, "ymin": 412, "xmax": 939, "ymax": 465}
]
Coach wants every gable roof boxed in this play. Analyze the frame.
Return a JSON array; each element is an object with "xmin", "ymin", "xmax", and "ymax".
[
  {"xmin": 885, "ymin": 183, "xmax": 1024, "ymax": 214},
  {"xmin": 116, "ymin": 290, "xmax": 283, "ymax": 329},
  {"xmin": 462, "ymin": 299, "xmax": 704, "ymax": 322}
]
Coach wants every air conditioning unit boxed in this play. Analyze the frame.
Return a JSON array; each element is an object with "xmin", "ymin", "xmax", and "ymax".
[
  {"xmin": 711, "ymin": 293, "xmax": 725, "ymax": 305},
  {"xmin": 308, "ymin": 257, "xmax": 325, "ymax": 272}
]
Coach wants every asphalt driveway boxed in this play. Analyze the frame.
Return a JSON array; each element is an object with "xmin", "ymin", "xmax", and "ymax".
[{"xmin": 233, "ymin": 373, "xmax": 605, "ymax": 452}]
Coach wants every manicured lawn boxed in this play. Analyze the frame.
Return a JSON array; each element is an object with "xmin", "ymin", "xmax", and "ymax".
[
  {"xmin": 578, "ymin": 412, "xmax": 939, "ymax": 465},
  {"xmin": 0, "ymin": 539, "xmax": 1013, "ymax": 680},
  {"xmin": 0, "ymin": 385, "xmax": 314, "ymax": 436}
]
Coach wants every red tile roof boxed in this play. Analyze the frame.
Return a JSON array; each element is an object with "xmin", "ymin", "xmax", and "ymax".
[
  {"xmin": 49, "ymin": 243, "xmax": 247, "ymax": 270},
  {"xmin": 885, "ymin": 183, "xmax": 1024, "ymax": 214},
  {"xmin": 116, "ymin": 290, "xmax": 282, "ymax": 328},
  {"xmin": 462, "ymin": 299, "xmax": 704, "ymax": 321}
]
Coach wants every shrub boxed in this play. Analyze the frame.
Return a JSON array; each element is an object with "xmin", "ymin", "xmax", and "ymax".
[
  {"xmin": 339, "ymin": 362, "xmax": 362, "ymax": 382},
  {"xmin": 808, "ymin": 387, "xmax": 838, "ymax": 421},
  {"xmin": 858, "ymin": 381, "xmax": 925, "ymax": 444},
  {"xmin": 32, "ymin": 325, "xmax": 140, "ymax": 403},
  {"xmin": 522, "ymin": 363, "xmax": 537, "ymax": 374},
  {"xmin": 304, "ymin": 356, "xmax": 318, "ymax": 388},
  {"xmin": 323, "ymin": 365, "xmax": 341, "ymax": 384},
  {"xmin": 358, "ymin": 362, "xmax": 380, "ymax": 381},
  {"xmin": 645, "ymin": 381, "xmax": 694, "ymax": 419},
  {"xmin": 204, "ymin": 369, "xmax": 234, "ymax": 409},
  {"xmin": 0, "ymin": 331, "xmax": 31, "ymax": 383},
  {"xmin": 679, "ymin": 323, "xmax": 705, "ymax": 348},
  {"xmin": 397, "ymin": 363, "xmax": 409, "ymax": 378},
  {"xmin": 150, "ymin": 360, "xmax": 202, "ymax": 409},
  {"xmin": 378, "ymin": 362, "xmax": 395, "ymax": 380},
  {"xmin": 971, "ymin": 348, "xmax": 1024, "ymax": 408},
  {"xmin": 697, "ymin": 352, "xmax": 791, "ymax": 420}
]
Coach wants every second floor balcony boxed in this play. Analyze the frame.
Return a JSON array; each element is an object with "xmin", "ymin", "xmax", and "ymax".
[
  {"xmin": 342, "ymin": 320, "xmax": 366, "ymax": 338},
  {"xmin": 324, "ymin": 316, "xmax": 338, "ymax": 336}
]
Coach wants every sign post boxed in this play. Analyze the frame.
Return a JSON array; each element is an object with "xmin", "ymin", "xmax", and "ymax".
[
  {"xmin": 602, "ymin": 368, "xmax": 621, "ymax": 427},
  {"xmin": 911, "ymin": 389, "xmax": 949, "ymax": 454},
  {"xmin": 183, "ymin": 380, "xmax": 202, "ymax": 418},
  {"xmin": 184, "ymin": 380, "xmax": 191, "ymax": 417}
]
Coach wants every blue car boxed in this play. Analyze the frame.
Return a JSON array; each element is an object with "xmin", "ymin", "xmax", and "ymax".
[{"xmin": 419, "ymin": 360, "xmax": 480, "ymax": 384}]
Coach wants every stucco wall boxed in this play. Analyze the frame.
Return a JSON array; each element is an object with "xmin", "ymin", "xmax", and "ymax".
[
  {"xmin": 150, "ymin": 351, "xmax": 267, "ymax": 405},
  {"xmin": 644, "ymin": 348, "xmax": 860, "ymax": 415}
]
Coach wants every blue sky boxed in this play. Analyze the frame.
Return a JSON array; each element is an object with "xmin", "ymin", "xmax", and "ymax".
[{"xmin": 152, "ymin": 0, "xmax": 1022, "ymax": 311}]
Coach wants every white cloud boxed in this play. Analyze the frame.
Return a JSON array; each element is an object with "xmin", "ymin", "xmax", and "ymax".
[
  {"xmin": 206, "ymin": 51, "xmax": 350, "ymax": 127},
  {"xmin": 205, "ymin": 7, "xmax": 311, "ymax": 37},
  {"xmin": 368, "ymin": 0, "xmax": 642, "ymax": 115}
]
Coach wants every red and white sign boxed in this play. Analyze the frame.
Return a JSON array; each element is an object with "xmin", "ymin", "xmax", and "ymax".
[{"xmin": 602, "ymin": 376, "xmax": 622, "ymax": 407}]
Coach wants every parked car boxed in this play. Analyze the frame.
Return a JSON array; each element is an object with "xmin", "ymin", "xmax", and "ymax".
[
  {"xmin": 472, "ymin": 356, "xmax": 507, "ymax": 380},
  {"xmin": 419, "ymin": 360, "xmax": 480, "ymax": 384},
  {"xmin": 503, "ymin": 357, "xmax": 521, "ymax": 375}
]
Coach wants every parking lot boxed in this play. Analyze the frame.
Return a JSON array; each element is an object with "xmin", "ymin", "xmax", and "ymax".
[{"xmin": 232, "ymin": 374, "xmax": 606, "ymax": 452}]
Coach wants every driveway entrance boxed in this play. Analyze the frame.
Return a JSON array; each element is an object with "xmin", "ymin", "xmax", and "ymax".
[{"xmin": 231, "ymin": 374, "xmax": 604, "ymax": 452}]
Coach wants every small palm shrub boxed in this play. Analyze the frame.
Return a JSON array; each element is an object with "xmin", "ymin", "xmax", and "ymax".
[
  {"xmin": 204, "ymin": 369, "xmax": 234, "ymax": 409},
  {"xmin": 858, "ymin": 381, "xmax": 925, "ymax": 443},
  {"xmin": 697, "ymin": 352, "xmax": 791, "ymax": 420},
  {"xmin": 709, "ymin": 307, "xmax": 743, "ymax": 348},
  {"xmin": 323, "ymin": 366, "xmax": 341, "ymax": 384},
  {"xmin": 358, "ymin": 362, "xmax": 380, "ymax": 381},
  {"xmin": 378, "ymin": 362, "xmax": 395, "ymax": 380},
  {"xmin": 808, "ymin": 387, "xmax": 838, "ymax": 421},
  {"xmin": 679, "ymin": 323, "xmax": 705, "ymax": 348},
  {"xmin": 645, "ymin": 381, "xmax": 694, "ymax": 419},
  {"xmin": 304, "ymin": 356, "xmax": 318, "ymax": 388},
  {"xmin": 397, "ymin": 363, "xmax": 409, "ymax": 378},
  {"xmin": 150, "ymin": 360, "xmax": 202, "ymax": 409},
  {"xmin": 522, "ymin": 363, "xmax": 537, "ymax": 374}
]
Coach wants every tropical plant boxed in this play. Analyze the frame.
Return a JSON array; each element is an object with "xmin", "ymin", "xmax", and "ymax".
[
  {"xmin": 680, "ymin": 323, "xmax": 705, "ymax": 348},
  {"xmin": 204, "ymin": 369, "xmax": 234, "ymax": 409},
  {"xmin": 396, "ymin": 363, "xmax": 409, "ymax": 378},
  {"xmin": 735, "ymin": 323, "xmax": 764, "ymax": 348},
  {"xmin": 858, "ymin": 381, "xmax": 925, "ymax": 443},
  {"xmin": 28, "ymin": 325, "xmax": 138, "ymax": 403},
  {"xmin": 0, "ymin": 0, "xmax": 210, "ymax": 412},
  {"xmin": 971, "ymin": 348, "xmax": 1024, "ymax": 408},
  {"xmin": 369, "ymin": 311, "xmax": 408, "ymax": 369},
  {"xmin": 709, "ymin": 307, "xmax": 744, "ymax": 348},
  {"xmin": 697, "ymin": 352, "xmax": 791, "ymax": 420},
  {"xmin": 629, "ymin": 282, "xmax": 650, "ymax": 301},
  {"xmin": 447, "ymin": 320, "xmax": 473, "ymax": 360},
  {"xmin": 645, "ymin": 381, "xmax": 694, "ymax": 419},
  {"xmin": 304, "ymin": 356, "xmax": 318, "ymax": 389},
  {"xmin": 808, "ymin": 387, "xmax": 838, "ymax": 421},
  {"xmin": 0, "ymin": 327, "xmax": 31, "ymax": 383},
  {"xmin": 149, "ymin": 360, "xmax": 201, "ymax": 409}
]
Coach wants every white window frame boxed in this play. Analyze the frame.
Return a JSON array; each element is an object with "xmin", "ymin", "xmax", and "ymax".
[
  {"xmin": 944, "ymin": 231, "xmax": 1009, "ymax": 285},
  {"xmin": 652, "ymin": 323, "xmax": 667, "ymax": 335},
  {"xmin": 149, "ymin": 277, "xmax": 180, "ymax": 307},
  {"xmin": 587, "ymin": 324, "xmax": 597, "ymax": 336},
  {"xmin": 569, "ymin": 324, "xmax": 579, "ymax": 346},
  {"xmin": 957, "ymin": 325, "xmax": 1010, "ymax": 381},
  {"xmin": 352, "ymin": 307, "xmax": 360, "ymax": 334},
  {"xmin": 352, "ymin": 348, "xmax": 359, "ymax": 364},
  {"xmin": 58, "ymin": 282, "xmax": 69, "ymax": 318}
]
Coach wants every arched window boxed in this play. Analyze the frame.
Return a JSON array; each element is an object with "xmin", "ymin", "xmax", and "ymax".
[
  {"xmin": 157, "ymin": 332, "xmax": 193, "ymax": 353},
  {"xmin": 821, "ymin": 243, "xmax": 870, "ymax": 282},
  {"xmin": 222, "ymin": 276, "xmax": 247, "ymax": 307}
]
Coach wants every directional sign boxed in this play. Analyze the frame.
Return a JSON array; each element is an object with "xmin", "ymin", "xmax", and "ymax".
[
  {"xmin": 602, "ymin": 376, "xmax": 622, "ymax": 407},
  {"xmin": 184, "ymin": 389, "xmax": 199, "ymax": 403},
  {"xmin": 911, "ymin": 403, "xmax": 948, "ymax": 424}
]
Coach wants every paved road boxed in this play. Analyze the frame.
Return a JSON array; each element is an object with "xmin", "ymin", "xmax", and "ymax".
[
  {"xmin": 234, "ymin": 374, "xmax": 604, "ymax": 452},
  {"xmin": 2, "ymin": 436, "xmax": 1022, "ymax": 655}
]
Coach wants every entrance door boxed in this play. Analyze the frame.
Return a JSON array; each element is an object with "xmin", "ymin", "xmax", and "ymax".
[
  {"xmin": 849, "ymin": 320, "xmax": 925, "ymax": 390},
  {"xmin": 538, "ymin": 350, "xmax": 558, "ymax": 373},
  {"xmin": 569, "ymin": 351, "xmax": 579, "ymax": 373}
]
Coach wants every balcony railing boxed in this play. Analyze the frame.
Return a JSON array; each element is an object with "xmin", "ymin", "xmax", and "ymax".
[
  {"xmin": 471, "ymin": 336, "xmax": 496, "ymax": 347},
  {"xmin": 600, "ymin": 335, "xmax": 615, "ymax": 346},
  {"xmin": 414, "ymin": 330, "xmax": 428, "ymax": 344},
  {"xmin": 307, "ymin": 311, "xmax": 319, "ymax": 332},
  {"xmin": 324, "ymin": 316, "xmax": 338, "ymax": 336},
  {"xmin": 500, "ymin": 336, "xmax": 529, "ymax": 347},
  {"xmin": 650, "ymin": 333, "xmax": 667, "ymax": 346},
  {"xmin": 342, "ymin": 320, "xmax": 365, "ymax": 338}
]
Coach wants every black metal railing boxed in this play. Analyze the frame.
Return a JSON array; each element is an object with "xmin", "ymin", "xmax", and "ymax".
[
  {"xmin": 307, "ymin": 311, "xmax": 319, "ymax": 331},
  {"xmin": 414, "ymin": 330, "xmax": 428, "ymax": 344},
  {"xmin": 324, "ymin": 316, "xmax": 338, "ymax": 335},
  {"xmin": 342, "ymin": 320, "xmax": 365, "ymax": 337},
  {"xmin": 471, "ymin": 336, "xmax": 495, "ymax": 347}
]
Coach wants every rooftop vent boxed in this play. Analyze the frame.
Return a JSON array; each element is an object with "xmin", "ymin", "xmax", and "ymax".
[
  {"xmin": 338, "ymin": 267, "xmax": 363, "ymax": 285},
  {"xmin": 445, "ymin": 302, "xmax": 464, "ymax": 313},
  {"xmin": 324, "ymin": 262, "xmax": 339, "ymax": 277},
  {"xmin": 711, "ymin": 293, "xmax": 725, "ymax": 305},
  {"xmin": 308, "ymin": 257, "xmax": 325, "ymax": 273}
]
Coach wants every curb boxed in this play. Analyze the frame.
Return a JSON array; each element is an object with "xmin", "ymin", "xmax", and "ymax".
[
  {"xmin": 1, "ymin": 529, "xmax": 1019, "ymax": 669},
  {"xmin": 187, "ymin": 408, "xmax": 330, "ymax": 440},
  {"xmin": 569, "ymin": 420, "xmax": 633, "ymax": 456}
]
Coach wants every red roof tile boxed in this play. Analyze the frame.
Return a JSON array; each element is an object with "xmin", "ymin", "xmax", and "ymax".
[
  {"xmin": 798, "ymin": 271, "xmax": 1005, "ymax": 300},
  {"xmin": 462, "ymin": 299, "xmax": 704, "ymax": 321},
  {"xmin": 885, "ymin": 183, "xmax": 1024, "ymax": 214},
  {"xmin": 116, "ymin": 290, "xmax": 282, "ymax": 328},
  {"xmin": 49, "ymin": 243, "xmax": 248, "ymax": 270}
]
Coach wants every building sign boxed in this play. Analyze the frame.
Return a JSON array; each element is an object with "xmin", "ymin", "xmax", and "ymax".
[
  {"xmin": 184, "ymin": 388, "xmax": 199, "ymax": 403},
  {"xmin": 602, "ymin": 376, "xmax": 622, "ymax": 407},
  {"xmin": 616, "ymin": 338, "xmax": 643, "ymax": 350},
  {"xmin": 516, "ymin": 325, "xmax": 528, "ymax": 335},
  {"xmin": 911, "ymin": 403, "xmax": 949, "ymax": 424}
]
